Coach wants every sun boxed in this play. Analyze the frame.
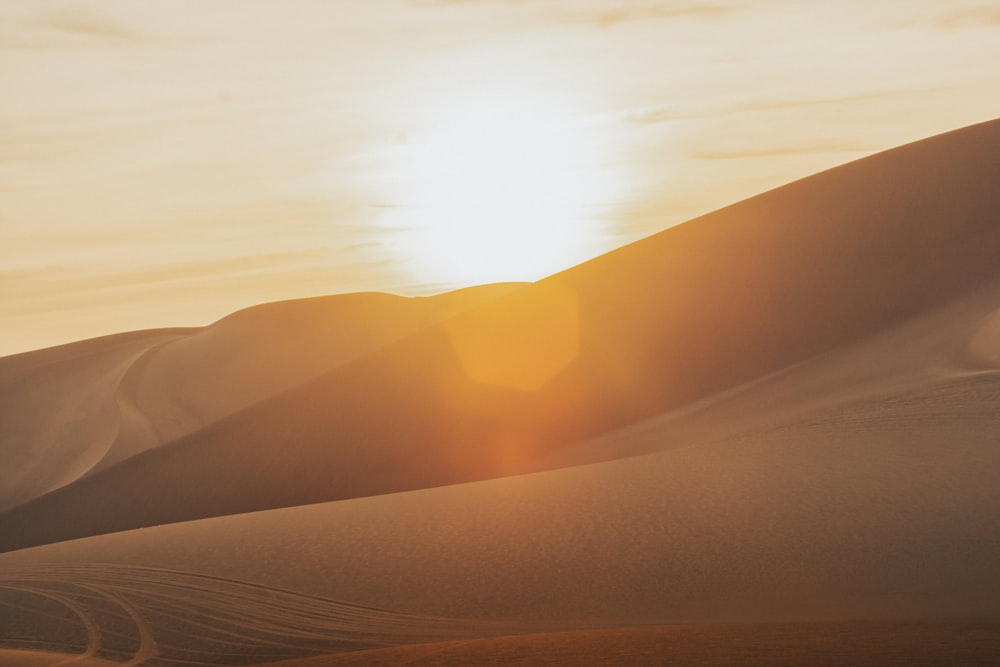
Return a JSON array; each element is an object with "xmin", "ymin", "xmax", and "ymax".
[{"xmin": 379, "ymin": 92, "xmax": 619, "ymax": 286}]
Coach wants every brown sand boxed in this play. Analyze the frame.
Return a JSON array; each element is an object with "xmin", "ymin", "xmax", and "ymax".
[
  {"xmin": 1, "ymin": 289, "xmax": 998, "ymax": 662},
  {"xmin": 0, "ymin": 284, "xmax": 520, "ymax": 512},
  {"xmin": 1, "ymin": 119, "xmax": 998, "ymax": 553},
  {"xmin": 0, "ymin": 328, "xmax": 189, "ymax": 513},
  {"xmin": 257, "ymin": 622, "xmax": 1000, "ymax": 667},
  {"xmin": 0, "ymin": 649, "xmax": 117, "ymax": 667},
  {"xmin": 1, "ymin": 120, "xmax": 999, "ymax": 664}
]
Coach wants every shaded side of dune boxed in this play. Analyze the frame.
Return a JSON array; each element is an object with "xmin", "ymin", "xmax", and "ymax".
[
  {"xmin": 2, "ymin": 120, "xmax": 999, "ymax": 553},
  {"xmin": 1, "ymin": 290, "xmax": 999, "ymax": 656},
  {"xmin": 0, "ymin": 363, "xmax": 999, "ymax": 658},
  {"xmin": 0, "ymin": 328, "xmax": 193, "ymax": 512},
  {"xmin": 0, "ymin": 284, "xmax": 523, "ymax": 513},
  {"xmin": 101, "ymin": 285, "xmax": 523, "ymax": 464}
]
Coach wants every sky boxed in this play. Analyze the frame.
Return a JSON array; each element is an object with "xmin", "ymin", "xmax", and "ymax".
[{"xmin": 2, "ymin": 0, "xmax": 999, "ymax": 356}]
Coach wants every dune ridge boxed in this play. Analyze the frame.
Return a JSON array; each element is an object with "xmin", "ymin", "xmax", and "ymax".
[
  {"xmin": 543, "ymin": 275, "xmax": 1000, "ymax": 470},
  {"xmin": 2, "ymin": 120, "xmax": 1000, "ymax": 664},
  {"xmin": 2, "ymin": 120, "xmax": 999, "ymax": 553},
  {"xmin": 104, "ymin": 286, "xmax": 524, "ymax": 458},
  {"xmin": 4, "ymin": 321, "xmax": 997, "ymax": 621},
  {"xmin": 0, "ymin": 284, "xmax": 522, "ymax": 512},
  {"xmin": 0, "ymin": 329, "xmax": 191, "ymax": 512},
  {"xmin": 1, "ymin": 320, "xmax": 998, "ymax": 661}
]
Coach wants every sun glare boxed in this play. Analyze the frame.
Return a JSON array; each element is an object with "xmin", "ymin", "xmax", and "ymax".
[{"xmin": 379, "ymin": 92, "xmax": 619, "ymax": 286}]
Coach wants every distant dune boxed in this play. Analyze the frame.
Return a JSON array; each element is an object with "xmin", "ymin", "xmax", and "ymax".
[
  {"xmin": 1, "ymin": 119, "xmax": 999, "ymax": 664},
  {"xmin": 0, "ymin": 284, "xmax": 521, "ymax": 512}
]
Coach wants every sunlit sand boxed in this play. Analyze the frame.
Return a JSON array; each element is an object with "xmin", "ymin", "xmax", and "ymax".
[{"xmin": 2, "ymin": 120, "xmax": 1000, "ymax": 664}]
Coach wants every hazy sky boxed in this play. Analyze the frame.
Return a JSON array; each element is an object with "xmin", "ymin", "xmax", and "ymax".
[{"xmin": 3, "ymin": 0, "xmax": 999, "ymax": 355}]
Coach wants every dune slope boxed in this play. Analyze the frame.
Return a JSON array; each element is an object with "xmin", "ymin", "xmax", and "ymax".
[
  {"xmin": 0, "ymin": 329, "xmax": 191, "ymax": 513},
  {"xmin": 0, "ymin": 285, "xmax": 519, "ymax": 512},
  {"xmin": 1, "ymin": 119, "xmax": 999, "ymax": 553},
  {"xmin": 103, "ymin": 285, "xmax": 521, "ymax": 466},
  {"xmin": 0, "ymin": 294, "xmax": 998, "ymax": 661},
  {"xmin": 258, "ymin": 622, "xmax": 1000, "ymax": 667},
  {"xmin": 2, "ymin": 119, "xmax": 1000, "ymax": 664}
]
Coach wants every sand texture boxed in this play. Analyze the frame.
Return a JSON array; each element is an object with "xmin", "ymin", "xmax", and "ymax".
[
  {"xmin": 1, "ymin": 120, "xmax": 999, "ymax": 664},
  {"xmin": 0, "ymin": 285, "xmax": 520, "ymax": 513},
  {"xmin": 256, "ymin": 622, "xmax": 1000, "ymax": 667}
]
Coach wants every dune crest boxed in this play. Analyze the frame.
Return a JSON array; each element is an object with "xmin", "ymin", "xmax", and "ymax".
[
  {"xmin": 2, "ymin": 120, "xmax": 999, "ymax": 552},
  {"xmin": 0, "ymin": 285, "xmax": 522, "ymax": 511},
  {"xmin": 0, "ymin": 329, "xmax": 189, "ymax": 512},
  {"xmin": 2, "ymin": 120, "xmax": 1000, "ymax": 664},
  {"xmin": 98, "ymin": 287, "xmax": 521, "ymax": 468}
]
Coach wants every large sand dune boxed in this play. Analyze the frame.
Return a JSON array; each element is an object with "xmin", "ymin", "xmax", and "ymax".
[
  {"xmin": 0, "ymin": 284, "xmax": 519, "ymax": 512},
  {"xmin": 1, "ymin": 302, "xmax": 998, "ymax": 661},
  {"xmin": 1, "ymin": 120, "xmax": 998, "ymax": 554},
  {"xmin": 2, "ymin": 119, "xmax": 1000, "ymax": 664}
]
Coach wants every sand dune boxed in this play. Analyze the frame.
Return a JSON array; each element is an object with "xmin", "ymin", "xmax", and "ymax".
[
  {"xmin": 4, "ymin": 312, "xmax": 999, "ymax": 620},
  {"xmin": 0, "ymin": 284, "xmax": 520, "ymax": 513},
  {"xmin": 0, "ymin": 562, "xmax": 526, "ymax": 664},
  {"xmin": 1, "ymin": 120, "xmax": 998, "ymax": 553},
  {"xmin": 2, "ymin": 120, "xmax": 1000, "ymax": 664},
  {"xmin": 0, "ymin": 323, "xmax": 998, "ymax": 661},
  {"xmin": 107, "ymin": 285, "xmax": 523, "ymax": 461},
  {"xmin": 0, "ymin": 329, "xmax": 190, "ymax": 513},
  {"xmin": 544, "ymin": 276, "xmax": 1000, "ymax": 471}
]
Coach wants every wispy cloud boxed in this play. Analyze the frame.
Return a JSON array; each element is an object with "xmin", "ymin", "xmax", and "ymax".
[
  {"xmin": 409, "ymin": 0, "xmax": 738, "ymax": 27},
  {"xmin": 41, "ymin": 7, "xmax": 146, "ymax": 42},
  {"xmin": 933, "ymin": 5, "xmax": 1000, "ymax": 28},
  {"xmin": 736, "ymin": 91, "xmax": 919, "ymax": 114},
  {"xmin": 691, "ymin": 142, "xmax": 871, "ymax": 160},
  {"xmin": 571, "ymin": 2, "xmax": 737, "ymax": 28},
  {"xmin": 627, "ymin": 106, "xmax": 705, "ymax": 124},
  {"xmin": 628, "ymin": 87, "xmax": 951, "ymax": 125}
]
